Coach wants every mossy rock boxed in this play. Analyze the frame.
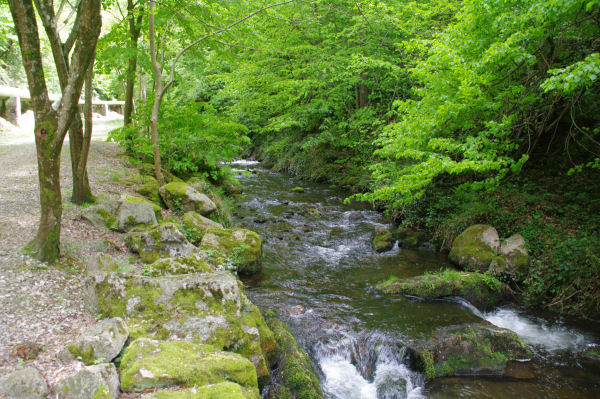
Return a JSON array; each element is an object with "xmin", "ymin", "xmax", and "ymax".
[
  {"xmin": 187, "ymin": 176, "xmax": 208, "ymax": 193},
  {"xmin": 182, "ymin": 211, "xmax": 224, "ymax": 245},
  {"xmin": 53, "ymin": 363, "xmax": 120, "ymax": 399},
  {"xmin": 377, "ymin": 269, "xmax": 511, "ymax": 310},
  {"xmin": 490, "ymin": 234, "xmax": 529, "ymax": 280},
  {"xmin": 136, "ymin": 176, "xmax": 162, "ymax": 207},
  {"xmin": 0, "ymin": 368, "xmax": 48, "ymax": 399},
  {"xmin": 145, "ymin": 253, "xmax": 214, "ymax": 276},
  {"xmin": 60, "ymin": 317, "xmax": 129, "ymax": 365},
  {"xmin": 222, "ymin": 177, "xmax": 243, "ymax": 195},
  {"xmin": 159, "ymin": 182, "xmax": 217, "ymax": 215},
  {"xmin": 411, "ymin": 324, "xmax": 531, "ymax": 379},
  {"xmin": 86, "ymin": 271, "xmax": 274, "ymax": 382},
  {"xmin": 124, "ymin": 223, "xmax": 195, "ymax": 263},
  {"xmin": 449, "ymin": 225, "xmax": 501, "ymax": 271},
  {"xmin": 124, "ymin": 195, "xmax": 162, "ymax": 222},
  {"xmin": 290, "ymin": 187, "xmax": 305, "ymax": 193},
  {"xmin": 145, "ymin": 382, "xmax": 259, "ymax": 399},
  {"xmin": 200, "ymin": 228, "xmax": 263, "ymax": 275},
  {"xmin": 119, "ymin": 338, "xmax": 259, "ymax": 394},
  {"xmin": 370, "ymin": 227, "xmax": 394, "ymax": 253},
  {"xmin": 392, "ymin": 228, "xmax": 430, "ymax": 249},
  {"xmin": 265, "ymin": 314, "xmax": 323, "ymax": 399},
  {"xmin": 82, "ymin": 198, "xmax": 158, "ymax": 232}
]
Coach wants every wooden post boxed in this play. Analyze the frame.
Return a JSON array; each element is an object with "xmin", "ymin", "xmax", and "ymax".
[
  {"xmin": 15, "ymin": 96, "xmax": 21, "ymax": 126},
  {"xmin": 103, "ymin": 103, "xmax": 108, "ymax": 116}
]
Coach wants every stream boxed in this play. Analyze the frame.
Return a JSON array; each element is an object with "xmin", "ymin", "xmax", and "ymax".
[{"xmin": 231, "ymin": 161, "xmax": 600, "ymax": 399}]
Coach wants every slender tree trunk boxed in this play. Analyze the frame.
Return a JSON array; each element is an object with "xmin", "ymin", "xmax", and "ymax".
[
  {"xmin": 68, "ymin": 112, "xmax": 94, "ymax": 204},
  {"xmin": 124, "ymin": 0, "xmax": 143, "ymax": 127},
  {"xmin": 70, "ymin": 62, "xmax": 95, "ymax": 204},
  {"xmin": 149, "ymin": 0, "xmax": 164, "ymax": 185},
  {"xmin": 25, "ymin": 115, "xmax": 63, "ymax": 261}
]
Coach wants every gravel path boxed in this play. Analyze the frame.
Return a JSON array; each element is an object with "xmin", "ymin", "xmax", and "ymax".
[{"xmin": 0, "ymin": 118, "xmax": 135, "ymax": 391}]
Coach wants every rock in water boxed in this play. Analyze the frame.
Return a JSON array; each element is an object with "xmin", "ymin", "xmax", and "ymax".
[
  {"xmin": 125, "ymin": 223, "xmax": 195, "ymax": 263},
  {"xmin": 119, "ymin": 338, "xmax": 259, "ymax": 395},
  {"xmin": 370, "ymin": 227, "xmax": 394, "ymax": 252},
  {"xmin": 377, "ymin": 269, "xmax": 511, "ymax": 310},
  {"xmin": 59, "ymin": 317, "xmax": 129, "ymax": 365},
  {"xmin": 53, "ymin": 363, "xmax": 119, "ymax": 399},
  {"xmin": 200, "ymin": 228, "xmax": 263, "ymax": 275},
  {"xmin": 411, "ymin": 324, "xmax": 530, "ymax": 379},
  {"xmin": 449, "ymin": 224, "xmax": 500, "ymax": 271},
  {"xmin": 0, "ymin": 368, "xmax": 48, "ymax": 399},
  {"xmin": 159, "ymin": 182, "xmax": 217, "ymax": 215}
]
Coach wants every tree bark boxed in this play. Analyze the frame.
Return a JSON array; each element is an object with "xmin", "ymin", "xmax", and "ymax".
[
  {"xmin": 123, "ymin": 0, "xmax": 143, "ymax": 127},
  {"xmin": 148, "ymin": 0, "xmax": 165, "ymax": 185},
  {"xmin": 8, "ymin": 0, "xmax": 102, "ymax": 261}
]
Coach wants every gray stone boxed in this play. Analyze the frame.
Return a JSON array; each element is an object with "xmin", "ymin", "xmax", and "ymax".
[
  {"xmin": 449, "ymin": 224, "xmax": 500, "ymax": 271},
  {"xmin": 85, "ymin": 253, "xmax": 120, "ymax": 283},
  {"xmin": 159, "ymin": 182, "xmax": 217, "ymax": 215},
  {"xmin": 87, "ymin": 271, "xmax": 276, "ymax": 381},
  {"xmin": 59, "ymin": 318, "xmax": 129, "ymax": 365},
  {"xmin": 53, "ymin": 363, "xmax": 119, "ymax": 399},
  {"xmin": 0, "ymin": 368, "xmax": 47, "ymax": 399},
  {"xmin": 124, "ymin": 223, "xmax": 195, "ymax": 263},
  {"xmin": 491, "ymin": 234, "xmax": 529, "ymax": 278},
  {"xmin": 81, "ymin": 198, "xmax": 158, "ymax": 232},
  {"xmin": 370, "ymin": 226, "xmax": 394, "ymax": 253}
]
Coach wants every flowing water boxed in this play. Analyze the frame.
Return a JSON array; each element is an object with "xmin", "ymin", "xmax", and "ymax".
[{"xmin": 231, "ymin": 161, "xmax": 600, "ymax": 399}]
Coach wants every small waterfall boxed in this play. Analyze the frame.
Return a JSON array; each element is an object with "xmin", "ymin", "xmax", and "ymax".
[
  {"xmin": 452, "ymin": 297, "xmax": 589, "ymax": 353},
  {"xmin": 315, "ymin": 331, "xmax": 424, "ymax": 399}
]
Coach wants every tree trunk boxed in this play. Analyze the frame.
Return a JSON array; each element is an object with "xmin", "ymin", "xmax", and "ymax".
[
  {"xmin": 24, "ymin": 116, "xmax": 63, "ymax": 261},
  {"xmin": 149, "ymin": 0, "xmax": 164, "ymax": 185},
  {"xmin": 68, "ymin": 112, "xmax": 94, "ymax": 204},
  {"xmin": 8, "ymin": 0, "xmax": 102, "ymax": 262},
  {"xmin": 123, "ymin": 0, "xmax": 143, "ymax": 127}
]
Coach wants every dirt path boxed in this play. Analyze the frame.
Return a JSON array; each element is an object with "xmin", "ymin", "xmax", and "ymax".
[{"xmin": 0, "ymin": 119, "xmax": 135, "ymax": 388}]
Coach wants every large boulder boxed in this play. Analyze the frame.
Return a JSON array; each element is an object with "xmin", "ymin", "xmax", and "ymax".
[
  {"xmin": 59, "ymin": 318, "xmax": 129, "ymax": 365},
  {"xmin": 490, "ymin": 234, "xmax": 529, "ymax": 279},
  {"xmin": 0, "ymin": 368, "xmax": 48, "ymax": 399},
  {"xmin": 142, "ymin": 382, "xmax": 259, "ymax": 399},
  {"xmin": 125, "ymin": 223, "xmax": 195, "ymax": 263},
  {"xmin": 84, "ymin": 271, "xmax": 276, "ymax": 382},
  {"xmin": 159, "ymin": 182, "xmax": 216, "ymax": 215},
  {"xmin": 85, "ymin": 253, "xmax": 120, "ymax": 283},
  {"xmin": 136, "ymin": 175, "xmax": 161, "ymax": 205},
  {"xmin": 411, "ymin": 324, "xmax": 530, "ymax": 379},
  {"xmin": 265, "ymin": 315, "xmax": 323, "ymax": 399},
  {"xmin": 82, "ymin": 197, "xmax": 158, "ymax": 232},
  {"xmin": 200, "ymin": 228, "xmax": 262, "ymax": 275},
  {"xmin": 119, "ymin": 338, "xmax": 259, "ymax": 396},
  {"xmin": 53, "ymin": 363, "xmax": 119, "ymax": 399},
  {"xmin": 182, "ymin": 211, "xmax": 223, "ymax": 245},
  {"xmin": 449, "ymin": 225, "xmax": 500, "ymax": 271},
  {"xmin": 377, "ymin": 270, "xmax": 511, "ymax": 310},
  {"xmin": 370, "ymin": 227, "xmax": 394, "ymax": 253}
]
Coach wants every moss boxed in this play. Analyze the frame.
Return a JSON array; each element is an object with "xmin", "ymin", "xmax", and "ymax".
[
  {"xmin": 148, "ymin": 255, "xmax": 212, "ymax": 276},
  {"xmin": 67, "ymin": 343, "xmax": 96, "ymax": 365},
  {"xmin": 124, "ymin": 195, "xmax": 162, "ymax": 220},
  {"xmin": 370, "ymin": 227, "xmax": 394, "ymax": 252},
  {"xmin": 93, "ymin": 384, "xmax": 111, "ymax": 399},
  {"xmin": 119, "ymin": 339, "xmax": 259, "ymax": 394},
  {"xmin": 265, "ymin": 315, "xmax": 323, "ymax": 399},
  {"xmin": 377, "ymin": 269, "xmax": 510, "ymax": 310},
  {"xmin": 201, "ymin": 228, "xmax": 262, "ymax": 274},
  {"xmin": 149, "ymin": 382, "xmax": 259, "ymax": 399},
  {"xmin": 415, "ymin": 324, "xmax": 531, "ymax": 379},
  {"xmin": 291, "ymin": 187, "xmax": 305, "ymax": 193}
]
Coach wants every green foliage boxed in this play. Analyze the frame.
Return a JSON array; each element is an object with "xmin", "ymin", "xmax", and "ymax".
[{"xmin": 109, "ymin": 101, "xmax": 249, "ymax": 178}]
